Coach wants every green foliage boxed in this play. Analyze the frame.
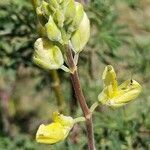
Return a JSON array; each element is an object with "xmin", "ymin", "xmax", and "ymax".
[
  {"xmin": 87, "ymin": 0, "xmax": 131, "ymax": 56},
  {"xmin": 0, "ymin": 0, "xmax": 36, "ymax": 69},
  {"xmin": 93, "ymin": 106, "xmax": 150, "ymax": 149},
  {"xmin": 0, "ymin": 135, "xmax": 38, "ymax": 150},
  {"xmin": 123, "ymin": 0, "xmax": 140, "ymax": 9},
  {"xmin": 132, "ymin": 38, "xmax": 150, "ymax": 74}
]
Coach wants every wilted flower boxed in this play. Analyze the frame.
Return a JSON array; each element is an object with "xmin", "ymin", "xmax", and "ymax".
[
  {"xmin": 33, "ymin": 38, "xmax": 64, "ymax": 70},
  {"xmin": 98, "ymin": 65, "xmax": 142, "ymax": 108},
  {"xmin": 36, "ymin": 112, "xmax": 74, "ymax": 144}
]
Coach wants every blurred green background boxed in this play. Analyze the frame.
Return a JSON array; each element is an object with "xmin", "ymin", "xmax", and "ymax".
[{"xmin": 0, "ymin": 0, "xmax": 150, "ymax": 149}]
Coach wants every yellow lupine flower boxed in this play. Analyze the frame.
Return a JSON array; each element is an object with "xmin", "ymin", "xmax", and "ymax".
[
  {"xmin": 36, "ymin": 112, "xmax": 74, "ymax": 144},
  {"xmin": 98, "ymin": 65, "xmax": 142, "ymax": 108}
]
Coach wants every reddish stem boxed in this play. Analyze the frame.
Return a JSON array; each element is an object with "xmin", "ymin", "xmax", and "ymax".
[{"xmin": 66, "ymin": 46, "xmax": 95, "ymax": 150}]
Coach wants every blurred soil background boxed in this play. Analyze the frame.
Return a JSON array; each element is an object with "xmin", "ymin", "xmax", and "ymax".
[{"xmin": 0, "ymin": 0, "xmax": 149, "ymax": 149}]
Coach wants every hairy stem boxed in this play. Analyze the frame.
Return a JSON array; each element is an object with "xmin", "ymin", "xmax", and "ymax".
[
  {"xmin": 66, "ymin": 46, "xmax": 95, "ymax": 150},
  {"xmin": 74, "ymin": 117, "xmax": 86, "ymax": 123}
]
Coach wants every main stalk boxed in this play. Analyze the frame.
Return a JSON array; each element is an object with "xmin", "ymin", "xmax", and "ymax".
[{"xmin": 66, "ymin": 46, "xmax": 95, "ymax": 150}]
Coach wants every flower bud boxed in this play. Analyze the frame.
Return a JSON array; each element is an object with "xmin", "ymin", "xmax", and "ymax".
[
  {"xmin": 45, "ymin": 16, "xmax": 62, "ymax": 42},
  {"xmin": 53, "ymin": 9, "xmax": 65, "ymax": 28},
  {"xmin": 98, "ymin": 65, "xmax": 142, "ymax": 108},
  {"xmin": 62, "ymin": 0, "xmax": 76, "ymax": 25},
  {"xmin": 36, "ymin": 6, "xmax": 47, "ymax": 26},
  {"xmin": 33, "ymin": 38, "xmax": 64, "ymax": 70},
  {"xmin": 70, "ymin": 13, "xmax": 90, "ymax": 53},
  {"xmin": 48, "ymin": 0, "xmax": 59, "ymax": 11},
  {"xmin": 36, "ymin": 112, "xmax": 74, "ymax": 144},
  {"xmin": 56, "ymin": 0, "xmax": 63, "ymax": 3},
  {"xmin": 41, "ymin": 1, "xmax": 51, "ymax": 18},
  {"xmin": 68, "ymin": 2, "xmax": 84, "ymax": 33}
]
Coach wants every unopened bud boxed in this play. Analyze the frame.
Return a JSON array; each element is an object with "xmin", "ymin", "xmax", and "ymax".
[
  {"xmin": 41, "ymin": 1, "xmax": 51, "ymax": 18},
  {"xmin": 48, "ymin": 0, "xmax": 59, "ymax": 11},
  {"xmin": 53, "ymin": 9, "xmax": 65, "ymax": 28},
  {"xmin": 70, "ymin": 13, "xmax": 90, "ymax": 53},
  {"xmin": 68, "ymin": 2, "xmax": 84, "ymax": 33},
  {"xmin": 45, "ymin": 16, "xmax": 62, "ymax": 42},
  {"xmin": 62, "ymin": 0, "xmax": 76, "ymax": 25},
  {"xmin": 33, "ymin": 38, "xmax": 64, "ymax": 70}
]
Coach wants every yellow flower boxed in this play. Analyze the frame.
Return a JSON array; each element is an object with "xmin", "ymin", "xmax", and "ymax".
[
  {"xmin": 98, "ymin": 65, "xmax": 142, "ymax": 108},
  {"xmin": 36, "ymin": 112, "xmax": 74, "ymax": 144}
]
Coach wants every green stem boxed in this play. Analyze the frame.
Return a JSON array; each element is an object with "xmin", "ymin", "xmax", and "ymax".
[
  {"xmin": 90, "ymin": 102, "xmax": 99, "ymax": 113},
  {"xmin": 74, "ymin": 117, "xmax": 86, "ymax": 123}
]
